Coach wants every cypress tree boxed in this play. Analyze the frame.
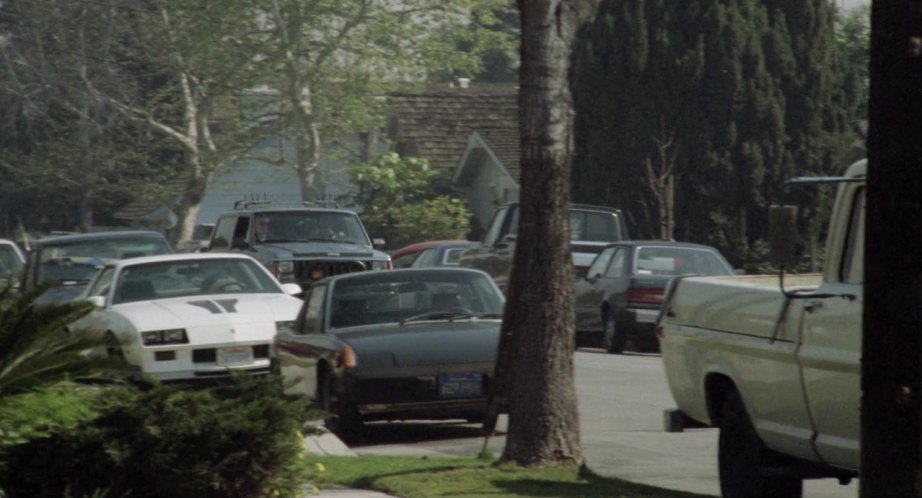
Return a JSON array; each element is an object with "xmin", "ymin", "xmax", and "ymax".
[{"xmin": 572, "ymin": 0, "xmax": 859, "ymax": 268}]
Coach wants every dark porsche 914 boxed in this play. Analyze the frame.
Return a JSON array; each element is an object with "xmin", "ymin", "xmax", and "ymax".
[{"xmin": 273, "ymin": 267, "xmax": 504, "ymax": 439}]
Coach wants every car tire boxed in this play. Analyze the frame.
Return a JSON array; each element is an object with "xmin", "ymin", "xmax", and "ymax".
[
  {"xmin": 321, "ymin": 374, "xmax": 363, "ymax": 441},
  {"xmin": 719, "ymin": 389, "xmax": 803, "ymax": 498},
  {"xmin": 601, "ymin": 312, "xmax": 626, "ymax": 354}
]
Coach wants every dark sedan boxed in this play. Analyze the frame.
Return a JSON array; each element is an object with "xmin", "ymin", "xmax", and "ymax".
[
  {"xmin": 274, "ymin": 268, "xmax": 504, "ymax": 439},
  {"xmin": 574, "ymin": 241, "xmax": 734, "ymax": 354}
]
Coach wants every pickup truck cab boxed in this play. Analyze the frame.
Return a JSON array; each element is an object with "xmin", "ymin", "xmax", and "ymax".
[
  {"xmin": 458, "ymin": 202, "xmax": 629, "ymax": 293},
  {"xmin": 658, "ymin": 159, "xmax": 865, "ymax": 496}
]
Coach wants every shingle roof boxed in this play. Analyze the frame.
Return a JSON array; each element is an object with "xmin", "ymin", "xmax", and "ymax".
[{"xmin": 389, "ymin": 83, "xmax": 520, "ymax": 179}]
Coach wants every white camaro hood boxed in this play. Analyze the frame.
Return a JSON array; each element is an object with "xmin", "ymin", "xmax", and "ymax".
[{"xmin": 114, "ymin": 293, "xmax": 301, "ymax": 343}]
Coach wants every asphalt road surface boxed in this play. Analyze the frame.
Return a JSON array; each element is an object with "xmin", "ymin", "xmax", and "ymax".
[{"xmin": 348, "ymin": 349, "xmax": 859, "ymax": 498}]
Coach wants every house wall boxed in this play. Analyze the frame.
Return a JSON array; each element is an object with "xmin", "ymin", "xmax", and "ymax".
[{"xmin": 467, "ymin": 159, "xmax": 519, "ymax": 233}]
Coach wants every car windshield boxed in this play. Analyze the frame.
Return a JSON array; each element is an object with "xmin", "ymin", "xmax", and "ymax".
[
  {"xmin": 328, "ymin": 270, "xmax": 504, "ymax": 329},
  {"xmin": 0, "ymin": 245, "xmax": 24, "ymax": 279},
  {"xmin": 112, "ymin": 258, "xmax": 282, "ymax": 304},
  {"xmin": 256, "ymin": 211, "xmax": 369, "ymax": 245},
  {"xmin": 37, "ymin": 237, "xmax": 171, "ymax": 284},
  {"xmin": 633, "ymin": 247, "xmax": 732, "ymax": 276}
]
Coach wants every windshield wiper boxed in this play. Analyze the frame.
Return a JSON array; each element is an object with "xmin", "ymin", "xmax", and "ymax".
[
  {"xmin": 399, "ymin": 311, "xmax": 503, "ymax": 324},
  {"xmin": 400, "ymin": 310, "xmax": 477, "ymax": 324}
]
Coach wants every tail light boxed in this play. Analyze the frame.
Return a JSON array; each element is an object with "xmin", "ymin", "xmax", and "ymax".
[{"xmin": 626, "ymin": 287, "xmax": 664, "ymax": 307}]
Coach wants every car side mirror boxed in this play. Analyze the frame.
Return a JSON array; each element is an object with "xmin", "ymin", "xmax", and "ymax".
[
  {"xmin": 281, "ymin": 283, "xmax": 302, "ymax": 296},
  {"xmin": 87, "ymin": 295, "xmax": 106, "ymax": 308},
  {"xmin": 769, "ymin": 205, "xmax": 799, "ymax": 269},
  {"xmin": 372, "ymin": 238, "xmax": 386, "ymax": 248}
]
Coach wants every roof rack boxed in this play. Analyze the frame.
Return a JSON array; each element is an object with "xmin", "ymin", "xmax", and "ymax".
[
  {"xmin": 234, "ymin": 200, "xmax": 274, "ymax": 209},
  {"xmin": 303, "ymin": 200, "xmax": 340, "ymax": 208}
]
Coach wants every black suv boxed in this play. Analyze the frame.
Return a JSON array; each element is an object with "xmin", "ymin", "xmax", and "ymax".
[{"xmin": 207, "ymin": 201, "xmax": 391, "ymax": 289}]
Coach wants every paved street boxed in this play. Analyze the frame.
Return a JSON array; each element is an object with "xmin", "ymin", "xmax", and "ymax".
[{"xmin": 347, "ymin": 349, "xmax": 859, "ymax": 498}]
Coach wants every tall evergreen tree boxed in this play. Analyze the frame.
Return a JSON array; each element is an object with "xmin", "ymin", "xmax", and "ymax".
[{"xmin": 572, "ymin": 0, "xmax": 859, "ymax": 268}]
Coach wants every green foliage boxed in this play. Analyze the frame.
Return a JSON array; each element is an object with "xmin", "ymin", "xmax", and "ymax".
[
  {"xmin": 835, "ymin": 5, "xmax": 870, "ymax": 121},
  {"xmin": 572, "ymin": 0, "xmax": 861, "ymax": 268},
  {"xmin": 351, "ymin": 153, "xmax": 472, "ymax": 249},
  {"xmin": 0, "ymin": 283, "xmax": 126, "ymax": 396},
  {"xmin": 0, "ymin": 375, "xmax": 313, "ymax": 498},
  {"xmin": 0, "ymin": 383, "xmax": 102, "ymax": 449}
]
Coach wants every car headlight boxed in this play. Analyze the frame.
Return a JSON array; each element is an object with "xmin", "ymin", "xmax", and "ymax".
[
  {"xmin": 141, "ymin": 328, "xmax": 188, "ymax": 345},
  {"xmin": 276, "ymin": 261, "xmax": 295, "ymax": 274},
  {"xmin": 371, "ymin": 260, "xmax": 392, "ymax": 270}
]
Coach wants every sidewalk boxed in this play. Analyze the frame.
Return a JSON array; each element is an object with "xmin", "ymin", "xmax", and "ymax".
[{"xmin": 302, "ymin": 426, "xmax": 401, "ymax": 498}]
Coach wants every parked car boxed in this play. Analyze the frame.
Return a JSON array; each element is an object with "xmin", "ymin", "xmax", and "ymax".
[
  {"xmin": 206, "ymin": 201, "xmax": 392, "ymax": 289},
  {"xmin": 574, "ymin": 241, "xmax": 734, "ymax": 354},
  {"xmin": 274, "ymin": 267, "xmax": 504, "ymax": 440},
  {"xmin": 73, "ymin": 253, "xmax": 303, "ymax": 382},
  {"xmin": 0, "ymin": 238, "xmax": 26, "ymax": 285},
  {"xmin": 406, "ymin": 241, "xmax": 478, "ymax": 268},
  {"xmin": 22, "ymin": 231, "xmax": 173, "ymax": 304},
  {"xmin": 389, "ymin": 239, "xmax": 471, "ymax": 268}
]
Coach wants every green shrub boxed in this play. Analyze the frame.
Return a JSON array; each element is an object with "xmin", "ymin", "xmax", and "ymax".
[
  {"xmin": 0, "ymin": 375, "xmax": 314, "ymax": 498},
  {"xmin": 0, "ymin": 382, "xmax": 103, "ymax": 449}
]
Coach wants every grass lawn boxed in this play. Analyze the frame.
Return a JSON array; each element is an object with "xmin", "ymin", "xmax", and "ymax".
[{"xmin": 304, "ymin": 454, "xmax": 717, "ymax": 498}]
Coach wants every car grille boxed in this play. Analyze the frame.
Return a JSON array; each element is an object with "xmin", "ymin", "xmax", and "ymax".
[{"xmin": 294, "ymin": 260, "xmax": 369, "ymax": 283}]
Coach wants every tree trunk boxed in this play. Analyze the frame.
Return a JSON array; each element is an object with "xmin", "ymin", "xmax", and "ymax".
[
  {"xmin": 490, "ymin": 0, "xmax": 600, "ymax": 467},
  {"xmin": 861, "ymin": 2, "xmax": 922, "ymax": 497}
]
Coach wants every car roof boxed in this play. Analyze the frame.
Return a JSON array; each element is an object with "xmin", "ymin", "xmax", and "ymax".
[
  {"xmin": 314, "ymin": 267, "xmax": 492, "ymax": 285},
  {"xmin": 603, "ymin": 240, "xmax": 724, "ymax": 250},
  {"xmin": 34, "ymin": 230, "xmax": 168, "ymax": 246},
  {"xmin": 391, "ymin": 239, "xmax": 472, "ymax": 259},
  {"xmin": 224, "ymin": 205, "xmax": 359, "ymax": 217},
  {"xmin": 110, "ymin": 252, "xmax": 257, "ymax": 268},
  {"xmin": 498, "ymin": 201, "xmax": 624, "ymax": 214}
]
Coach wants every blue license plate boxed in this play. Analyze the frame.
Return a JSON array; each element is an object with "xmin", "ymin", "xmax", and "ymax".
[{"xmin": 437, "ymin": 373, "xmax": 484, "ymax": 399}]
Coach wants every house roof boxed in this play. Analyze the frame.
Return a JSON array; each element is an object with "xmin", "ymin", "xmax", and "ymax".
[{"xmin": 388, "ymin": 83, "xmax": 520, "ymax": 178}]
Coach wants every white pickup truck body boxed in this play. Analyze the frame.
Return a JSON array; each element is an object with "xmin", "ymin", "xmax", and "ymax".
[{"xmin": 659, "ymin": 160, "xmax": 865, "ymax": 491}]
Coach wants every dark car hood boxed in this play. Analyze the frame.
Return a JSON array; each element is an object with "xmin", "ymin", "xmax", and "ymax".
[
  {"xmin": 338, "ymin": 320, "xmax": 500, "ymax": 369},
  {"xmin": 258, "ymin": 241, "xmax": 387, "ymax": 259}
]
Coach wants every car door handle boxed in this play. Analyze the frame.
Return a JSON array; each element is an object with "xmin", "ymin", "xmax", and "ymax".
[{"xmin": 804, "ymin": 299, "xmax": 823, "ymax": 313}]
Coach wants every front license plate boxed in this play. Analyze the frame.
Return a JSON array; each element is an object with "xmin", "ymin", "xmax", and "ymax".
[
  {"xmin": 438, "ymin": 373, "xmax": 484, "ymax": 399},
  {"xmin": 217, "ymin": 346, "xmax": 253, "ymax": 366}
]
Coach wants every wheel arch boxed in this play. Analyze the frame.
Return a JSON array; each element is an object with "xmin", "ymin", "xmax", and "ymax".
[{"xmin": 705, "ymin": 373, "xmax": 737, "ymax": 426}]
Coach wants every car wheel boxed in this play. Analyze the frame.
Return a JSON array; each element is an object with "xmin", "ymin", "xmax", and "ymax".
[
  {"xmin": 601, "ymin": 312, "xmax": 626, "ymax": 354},
  {"xmin": 719, "ymin": 389, "xmax": 803, "ymax": 498},
  {"xmin": 321, "ymin": 374, "xmax": 363, "ymax": 441}
]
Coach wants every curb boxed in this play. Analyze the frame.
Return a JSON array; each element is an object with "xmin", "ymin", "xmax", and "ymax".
[{"xmin": 302, "ymin": 424, "xmax": 357, "ymax": 457}]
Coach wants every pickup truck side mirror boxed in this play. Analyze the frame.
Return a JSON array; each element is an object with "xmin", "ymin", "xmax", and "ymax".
[
  {"xmin": 372, "ymin": 238, "xmax": 386, "ymax": 248},
  {"xmin": 769, "ymin": 205, "xmax": 799, "ymax": 269}
]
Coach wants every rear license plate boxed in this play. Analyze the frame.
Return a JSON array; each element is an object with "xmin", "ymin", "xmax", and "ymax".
[
  {"xmin": 438, "ymin": 373, "xmax": 484, "ymax": 399},
  {"xmin": 217, "ymin": 346, "xmax": 253, "ymax": 366}
]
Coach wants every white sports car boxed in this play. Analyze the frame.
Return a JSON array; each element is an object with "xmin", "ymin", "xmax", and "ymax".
[{"xmin": 74, "ymin": 253, "xmax": 303, "ymax": 382}]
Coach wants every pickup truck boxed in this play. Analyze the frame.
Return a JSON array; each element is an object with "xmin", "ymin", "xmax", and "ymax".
[
  {"xmin": 658, "ymin": 159, "xmax": 865, "ymax": 497},
  {"xmin": 458, "ymin": 202, "xmax": 629, "ymax": 292}
]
